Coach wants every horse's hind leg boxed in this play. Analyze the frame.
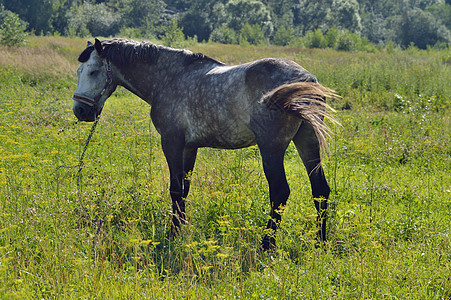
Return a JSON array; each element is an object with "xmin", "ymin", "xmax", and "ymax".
[
  {"xmin": 255, "ymin": 135, "xmax": 292, "ymax": 250},
  {"xmin": 260, "ymin": 147, "xmax": 290, "ymax": 250},
  {"xmin": 293, "ymin": 122, "xmax": 330, "ymax": 242}
]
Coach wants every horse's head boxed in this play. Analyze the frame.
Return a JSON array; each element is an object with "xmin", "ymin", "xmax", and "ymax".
[{"xmin": 73, "ymin": 39, "xmax": 116, "ymax": 122}]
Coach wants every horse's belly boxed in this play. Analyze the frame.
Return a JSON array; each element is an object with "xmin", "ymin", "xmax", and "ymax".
[{"xmin": 185, "ymin": 118, "xmax": 256, "ymax": 149}]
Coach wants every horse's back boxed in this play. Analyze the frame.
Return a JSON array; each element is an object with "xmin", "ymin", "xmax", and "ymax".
[{"xmin": 244, "ymin": 58, "xmax": 318, "ymax": 95}]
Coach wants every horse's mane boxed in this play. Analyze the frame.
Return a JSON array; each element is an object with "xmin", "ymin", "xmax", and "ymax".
[{"xmin": 78, "ymin": 39, "xmax": 222, "ymax": 67}]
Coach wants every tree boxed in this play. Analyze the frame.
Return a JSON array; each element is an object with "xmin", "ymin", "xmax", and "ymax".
[
  {"xmin": 294, "ymin": 0, "xmax": 332, "ymax": 34},
  {"xmin": 239, "ymin": 22, "xmax": 266, "ymax": 45},
  {"xmin": 325, "ymin": 26, "xmax": 339, "ymax": 48},
  {"xmin": 226, "ymin": 0, "xmax": 273, "ymax": 37},
  {"xmin": 356, "ymin": 0, "xmax": 402, "ymax": 18},
  {"xmin": 329, "ymin": 0, "xmax": 362, "ymax": 33},
  {"xmin": 0, "ymin": 9, "xmax": 28, "ymax": 46},
  {"xmin": 398, "ymin": 8, "xmax": 451, "ymax": 48},
  {"xmin": 336, "ymin": 29, "xmax": 360, "ymax": 51},
  {"xmin": 66, "ymin": 2, "xmax": 121, "ymax": 37},
  {"xmin": 1, "ymin": 0, "xmax": 54, "ymax": 34},
  {"xmin": 180, "ymin": 10, "xmax": 211, "ymax": 41},
  {"xmin": 51, "ymin": 1, "xmax": 71, "ymax": 35},
  {"xmin": 361, "ymin": 12, "xmax": 391, "ymax": 45},
  {"xmin": 304, "ymin": 29, "xmax": 327, "ymax": 48},
  {"xmin": 266, "ymin": 0, "xmax": 296, "ymax": 29},
  {"xmin": 209, "ymin": 25, "xmax": 237, "ymax": 44},
  {"xmin": 159, "ymin": 18, "xmax": 196, "ymax": 48},
  {"xmin": 273, "ymin": 25, "xmax": 294, "ymax": 46},
  {"xmin": 177, "ymin": 0, "xmax": 229, "ymax": 42},
  {"xmin": 427, "ymin": 3, "xmax": 451, "ymax": 30},
  {"xmin": 111, "ymin": 0, "xmax": 166, "ymax": 34},
  {"xmin": 410, "ymin": 0, "xmax": 443, "ymax": 10}
]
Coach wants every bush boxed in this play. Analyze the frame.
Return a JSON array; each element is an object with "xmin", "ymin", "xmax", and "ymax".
[
  {"xmin": 119, "ymin": 27, "xmax": 144, "ymax": 39},
  {"xmin": 325, "ymin": 26, "xmax": 339, "ymax": 48},
  {"xmin": 272, "ymin": 25, "xmax": 294, "ymax": 46},
  {"xmin": 304, "ymin": 29, "xmax": 327, "ymax": 48},
  {"xmin": 336, "ymin": 30, "xmax": 360, "ymax": 51},
  {"xmin": 0, "ymin": 11, "xmax": 28, "ymax": 47},
  {"xmin": 209, "ymin": 25, "xmax": 237, "ymax": 44},
  {"xmin": 159, "ymin": 19, "xmax": 196, "ymax": 48},
  {"xmin": 239, "ymin": 23, "xmax": 266, "ymax": 46}
]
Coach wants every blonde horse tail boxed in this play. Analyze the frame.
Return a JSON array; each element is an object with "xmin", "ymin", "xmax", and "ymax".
[{"xmin": 260, "ymin": 82, "xmax": 340, "ymax": 152}]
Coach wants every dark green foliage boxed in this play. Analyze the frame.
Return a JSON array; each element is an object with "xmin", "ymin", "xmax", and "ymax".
[
  {"xmin": 239, "ymin": 23, "xmax": 266, "ymax": 46},
  {"xmin": 305, "ymin": 29, "xmax": 328, "ymax": 49},
  {"xmin": 67, "ymin": 3, "xmax": 122, "ymax": 37},
  {"xmin": 180, "ymin": 11, "xmax": 211, "ymax": 42},
  {"xmin": 398, "ymin": 8, "xmax": 451, "ymax": 49},
  {"xmin": 116, "ymin": 0, "xmax": 166, "ymax": 30},
  {"xmin": 226, "ymin": 0, "xmax": 273, "ymax": 37},
  {"xmin": 1, "ymin": 0, "xmax": 450, "ymax": 49},
  {"xmin": 159, "ymin": 18, "xmax": 196, "ymax": 48},
  {"xmin": 325, "ymin": 26, "xmax": 340, "ymax": 48},
  {"xmin": 0, "ymin": 9, "xmax": 28, "ymax": 46},
  {"xmin": 209, "ymin": 25, "xmax": 237, "ymax": 44},
  {"xmin": 1, "ymin": 0, "xmax": 53, "ymax": 34},
  {"xmin": 273, "ymin": 25, "xmax": 294, "ymax": 46},
  {"xmin": 330, "ymin": 0, "xmax": 362, "ymax": 33}
]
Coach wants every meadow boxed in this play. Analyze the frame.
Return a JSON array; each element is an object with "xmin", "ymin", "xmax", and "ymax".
[{"xmin": 0, "ymin": 36, "xmax": 450, "ymax": 299}]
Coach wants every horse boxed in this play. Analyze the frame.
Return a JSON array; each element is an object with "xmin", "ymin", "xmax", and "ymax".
[{"xmin": 72, "ymin": 38, "xmax": 337, "ymax": 250}]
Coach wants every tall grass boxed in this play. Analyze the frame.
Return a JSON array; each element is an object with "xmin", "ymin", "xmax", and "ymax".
[{"xmin": 0, "ymin": 36, "xmax": 450, "ymax": 298}]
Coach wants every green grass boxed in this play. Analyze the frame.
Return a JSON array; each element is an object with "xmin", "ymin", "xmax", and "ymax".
[{"xmin": 1, "ymin": 37, "xmax": 450, "ymax": 299}]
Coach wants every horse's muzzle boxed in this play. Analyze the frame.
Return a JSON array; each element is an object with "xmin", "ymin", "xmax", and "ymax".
[{"xmin": 72, "ymin": 98, "xmax": 98, "ymax": 122}]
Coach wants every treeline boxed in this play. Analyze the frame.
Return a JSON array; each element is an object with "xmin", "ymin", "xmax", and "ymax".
[{"xmin": 1, "ymin": 0, "xmax": 451, "ymax": 50}]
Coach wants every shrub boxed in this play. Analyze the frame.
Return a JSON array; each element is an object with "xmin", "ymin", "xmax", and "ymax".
[
  {"xmin": 159, "ymin": 19, "xmax": 196, "ymax": 48},
  {"xmin": 119, "ymin": 27, "xmax": 144, "ymax": 39},
  {"xmin": 325, "ymin": 26, "xmax": 339, "ymax": 48},
  {"xmin": 239, "ymin": 23, "xmax": 266, "ymax": 46},
  {"xmin": 209, "ymin": 25, "xmax": 237, "ymax": 44},
  {"xmin": 336, "ymin": 30, "xmax": 359, "ymax": 51},
  {"xmin": 272, "ymin": 25, "xmax": 294, "ymax": 46},
  {"xmin": 305, "ymin": 29, "xmax": 327, "ymax": 48},
  {"xmin": 0, "ymin": 11, "xmax": 28, "ymax": 47}
]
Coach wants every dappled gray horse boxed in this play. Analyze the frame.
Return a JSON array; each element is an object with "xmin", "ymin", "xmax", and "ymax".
[{"xmin": 73, "ymin": 38, "xmax": 336, "ymax": 250}]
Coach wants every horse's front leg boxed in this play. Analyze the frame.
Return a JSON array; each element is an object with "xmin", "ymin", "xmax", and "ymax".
[
  {"xmin": 182, "ymin": 147, "xmax": 198, "ymax": 199},
  {"xmin": 161, "ymin": 136, "xmax": 195, "ymax": 233}
]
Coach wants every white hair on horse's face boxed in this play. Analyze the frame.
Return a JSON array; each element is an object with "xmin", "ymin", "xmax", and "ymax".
[
  {"xmin": 73, "ymin": 49, "xmax": 115, "ymax": 121},
  {"xmin": 76, "ymin": 52, "xmax": 103, "ymax": 97}
]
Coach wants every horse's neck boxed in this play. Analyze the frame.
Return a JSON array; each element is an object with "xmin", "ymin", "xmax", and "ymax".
[
  {"xmin": 115, "ymin": 66, "xmax": 152, "ymax": 103},
  {"xmin": 115, "ymin": 55, "xmax": 194, "ymax": 105}
]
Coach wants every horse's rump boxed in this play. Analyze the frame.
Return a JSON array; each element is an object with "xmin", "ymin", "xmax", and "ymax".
[{"xmin": 260, "ymin": 82, "xmax": 339, "ymax": 151}]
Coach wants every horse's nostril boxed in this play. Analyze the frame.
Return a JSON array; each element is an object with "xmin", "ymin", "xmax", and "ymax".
[
  {"xmin": 76, "ymin": 106, "xmax": 85, "ymax": 115},
  {"xmin": 73, "ymin": 102, "xmax": 87, "ymax": 119}
]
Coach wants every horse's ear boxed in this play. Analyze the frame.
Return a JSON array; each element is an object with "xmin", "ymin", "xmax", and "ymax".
[
  {"xmin": 87, "ymin": 41, "xmax": 93, "ymax": 48},
  {"xmin": 94, "ymin": 38, "xmax": 103, "ymax": 55}
]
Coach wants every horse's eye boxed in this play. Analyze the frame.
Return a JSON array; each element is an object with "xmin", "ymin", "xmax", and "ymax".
[{"xmin": 90, "ymin": 70, "xmax": 99, "ymax": 76}]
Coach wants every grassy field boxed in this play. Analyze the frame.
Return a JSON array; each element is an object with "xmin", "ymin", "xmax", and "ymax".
[{"xmin": 1, "ymin": 36, "xmax": 450, "ymax": 299}]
